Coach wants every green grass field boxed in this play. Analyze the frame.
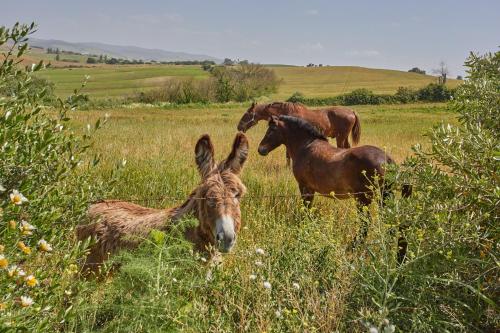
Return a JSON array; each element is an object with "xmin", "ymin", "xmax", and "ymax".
[
  {"xmin": 64, "ymin": 103, "xmax": 456, "ymax": 331},
  {"xmin": 36, "ymin": 64, "xmax": 460, "ymax": 100}
]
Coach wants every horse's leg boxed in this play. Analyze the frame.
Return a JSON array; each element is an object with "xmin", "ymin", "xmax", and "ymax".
[
  {"xmin": 336, "ymin": 134, "xmax": 350, "ymax": 149},
  {"xmin": 285, "ymin": 148, "xmax": 291, "ymax": 168},
  {"xmin": 299, "ymin": 185, "xmax": 314, "ymax": 209},
  {"xmin": 351, "ymin": 195, "xmax": 371, "ymax": 249}
]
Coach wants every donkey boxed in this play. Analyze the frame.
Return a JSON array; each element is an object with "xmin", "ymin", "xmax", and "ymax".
[
  {"xmin": 257, "ymin": 115, "xmax": 410, "ymax": 260},
  {"xmin": 237, "ymin": 101, "xmax": 361, "ymax": 166},
  {"xmin": 77, "ymin": 133, "xmax": 249, "ymax": 270}
]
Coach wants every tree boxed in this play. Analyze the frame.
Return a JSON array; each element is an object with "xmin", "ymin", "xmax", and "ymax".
[
  {"xmin": 456, "ymin": 75, "xmax": 463, "ymax": 80},
  {"xmin": 223, "ymin": 58, "xmax": 234, "ymax": 66},
  {"xmin": 55, "ymin": 53, "xmax": 60, "ymax": 61},
  {"xmin": 408, "ymin": 67, "xmax": 426, "ymax": 75},
  {"xmin": 433, "ymin": 61, "xmax": 450, "ymax": 84},
  {"xmin": 86, "ymin": 57, "xmax": 97, "ymax": 64}
]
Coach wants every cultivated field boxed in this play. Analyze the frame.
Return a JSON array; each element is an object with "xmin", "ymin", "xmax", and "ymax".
[
  {"xmin": 36, "ymin": 64, "xmax": 460, "ymax": 99},
  {"xmin": 65, "ymin": 103, "xmax": 456, "ymax": 331}
]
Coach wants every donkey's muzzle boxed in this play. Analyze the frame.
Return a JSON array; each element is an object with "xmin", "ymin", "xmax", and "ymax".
[{"xmin": 215, "ymin": 216, "xmax": 236, "ymax": 253}]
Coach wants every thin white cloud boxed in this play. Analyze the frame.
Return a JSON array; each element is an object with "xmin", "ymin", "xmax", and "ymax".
[
  {"xmin": 346, "ymin": 50, "xmax": 380, "ymax": 57},
  {"xmin": 300, "ymin": 42, "xmax": 324, "ymax": 51},
  {"xmin": 306, "ymin": 9, "xmax": 319, "ymax": 16}
]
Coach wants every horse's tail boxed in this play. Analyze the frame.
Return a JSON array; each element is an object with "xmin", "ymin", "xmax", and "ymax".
[{"xmin": 351, "ymin": 112, "xmax": 361, "ymax": 146}]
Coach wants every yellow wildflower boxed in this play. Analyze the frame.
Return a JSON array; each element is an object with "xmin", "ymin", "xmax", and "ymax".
[
  {"xmin": 25, "ymin": 275, "xmax": 38, "ymax": 287},
  {"xmin": 0, "ymin": 303, "xmax": 6, "ymax": 311},
  {"xmin": 10, "ymin": 190, "xmax": 28, "ymax": 205},
  {"xmin": 9, "ymin": 220, "xmax": 16, "ymax": 230},
  {"xmin": 0, "ymin": 255, "xmax": 8, "ymax": 269},
  {"xmin": 17, "ymin": 241, "xmax": 31, "ymax": 255},
  {"xmin": 38, "ymin": 239, "xmax": 53, "ymax": 252}
]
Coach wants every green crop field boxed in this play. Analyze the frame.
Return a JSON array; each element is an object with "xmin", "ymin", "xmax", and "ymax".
[
  {"xmin": 62, "ymin": 103, "xmax": 457, "ymax": 331},
  {"xmin": 36, "ymin": 63, "xmax": 460, "ymax": 99}
]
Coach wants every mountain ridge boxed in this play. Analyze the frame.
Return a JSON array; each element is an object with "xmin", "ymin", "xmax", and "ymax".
[{"xmin": 29, "ymin": 38, "xmax": 222, "ymax": 63}]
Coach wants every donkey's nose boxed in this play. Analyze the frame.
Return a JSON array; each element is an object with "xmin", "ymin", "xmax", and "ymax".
[{"xmin": 215, "ymin": 215, "xmax": 236, "ymax": 253}]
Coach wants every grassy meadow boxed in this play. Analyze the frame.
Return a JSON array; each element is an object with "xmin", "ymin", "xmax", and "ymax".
[
  {"xmin": 63, "ymin": 103, "xmax": 456, "ymax": 332},
  {"xmin": 35, "ymin": 63, "xmax": 460, "ymax": 99}
]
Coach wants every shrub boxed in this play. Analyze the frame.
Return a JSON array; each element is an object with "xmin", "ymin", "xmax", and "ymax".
[
  {"xmin": 340, "ymin": 88, "xmax": 380, "ymax": 105},
  {"xmin": 417, "ymin": 83, "xmax": 454, "ymax": 102},
  {"xmin": 350, "ymin": 50, "xmax": 499, "ymax": 331},
  {"xmin": 408, "ymin": 67, "xmax": 426, "ymax": 75},
  {"xmin": 86, "ymin": 57, "xmax": 97, "ymax": 64},
  {"xmin": 394, "ymin": 86, "xmax": 418, "ymax": 103},
  {"xmin": 133, "ymin": 63, "xmax": 280, "ymax": 104},
  {"xmin": 0, "ymin": 23, "xmax": 106, "ymax": 331},
  {"xmin": 0, "ymin": 75, "xmax": 56, "ymax": 104}
]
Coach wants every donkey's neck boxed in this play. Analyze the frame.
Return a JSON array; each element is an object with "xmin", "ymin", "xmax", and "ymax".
[{"xmin": 166, "ymin": 190, "xmax": 214, "ymax": 253}]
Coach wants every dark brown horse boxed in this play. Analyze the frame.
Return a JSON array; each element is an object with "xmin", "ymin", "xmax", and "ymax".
[
  {"xmin": 258, "ymin": 115, "xmax": 390, "ymax": 206},
  {"xmin": 257, "ymin": 115, "xmax": 408, "ymax": 257},
  {"xmin": 237, "ymin": 102, "xmax": 361, "ymax": 148}
]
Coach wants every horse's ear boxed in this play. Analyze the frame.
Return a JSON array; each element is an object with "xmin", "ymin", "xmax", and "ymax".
[
  {"xmin": 222, "ymin": 132, "xmax": 249, "ymax": 174},
  {"xmin": 251, "ymin": 101, "xmax": 256, "ymax": 107},
  {"xmin": 195, "ymin": 134, "xmax": 216, "ymax": 179},
  {"xmin": 270, "ymin": 115, "xmax": 279, "ymax": 125}
]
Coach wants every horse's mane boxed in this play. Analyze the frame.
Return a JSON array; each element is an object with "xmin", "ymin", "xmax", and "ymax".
[
  {"xmin": 267, "ymin": 101, "xmax": 307, "ymax": 113},
  {"xmin": 278, "ymin": 115, "xmax": 327, "ymax": 141}
]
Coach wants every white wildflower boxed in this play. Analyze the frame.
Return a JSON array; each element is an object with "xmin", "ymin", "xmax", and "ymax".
[
  {"xmin": 10, "ymin": 190, "xmax": 28, "ymax": 205},
  {"xmin": 292, "ymin": 282, "xmax": 300, "ymax": 290},
  {"xmin": 275, "ymin": 310, "xmax": 282, "ymax": 318},
  {"xmin": 254, "ymin": 260, "xmax": 263, "ymax": 267},
  {"xmin": 20, "ymin": 221, "xmax": 36, "ymax": 236},
  {"xmin": 255, "ymin": 248, "xmax": 265, "ymax": 255},
  {"xmin": 263, "ymin": 281, "xmax": 272, "ymax": 290},
  {"xmin": 249, "ymin": 274, "xmax": 257, "ymax": 280},
  {"xmin": 172, "ymin": 278, "xmax": 178, "ymax": 283},
  {"xmin": 369, "ymin": 327, "xmax": 378, "ymax": 333},
  {"xmin": 20, "ymin": 296, "xmax": 33, "ymax": 307}
]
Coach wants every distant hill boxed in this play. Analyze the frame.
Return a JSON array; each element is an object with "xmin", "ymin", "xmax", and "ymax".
[{"xmin": 29, "ymin": 38, "xmax": 222, "ymax": 63}]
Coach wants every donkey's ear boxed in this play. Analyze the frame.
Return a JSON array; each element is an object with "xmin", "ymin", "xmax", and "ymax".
[
  {"xmin": 222, "ymin": 132, "xmax": 249, "ymax": 174},
  {"xmin": 195, "ymin": 134, "xmax": 216, "ymax": 179}
]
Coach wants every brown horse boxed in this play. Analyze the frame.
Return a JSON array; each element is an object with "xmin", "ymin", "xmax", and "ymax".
[
  {"xmin": 238, "ymin": 101, "xmax": 360, "ymax": 147},
  {"xmin": 258, "ymin": 115, "xmax": 410, "ymax": 260},
  {"xmin": 77, "ymin": 133, "xmax": 249, "ymax": 270},
  {"xmin": 257, "ymin": 115, "xmax": 390, "ymax": 207}
]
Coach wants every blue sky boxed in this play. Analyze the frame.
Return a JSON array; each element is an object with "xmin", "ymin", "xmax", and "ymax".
[{"xmin": 2, "ymin": 0, "xmax": 499, "ymax": 75}]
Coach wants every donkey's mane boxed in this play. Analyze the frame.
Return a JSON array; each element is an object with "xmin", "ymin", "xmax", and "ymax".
[{"xmin": 279, "ymin": 115, "xmax": 327, "ymax": 141}]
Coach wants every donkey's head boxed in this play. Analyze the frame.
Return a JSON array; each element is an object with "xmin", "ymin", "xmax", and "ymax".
[
  {"xmin": 237, "ymin": 102, "xmax": 259, "ymax": 132},
  {"xmin": 193, "ymin": 133, "xmax": 249, "ymax": 253}
]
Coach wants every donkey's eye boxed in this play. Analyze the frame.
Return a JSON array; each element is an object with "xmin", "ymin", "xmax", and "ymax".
[{"xmin": 207, "ymin": 198, "xmax": 216, "ymax": 207}]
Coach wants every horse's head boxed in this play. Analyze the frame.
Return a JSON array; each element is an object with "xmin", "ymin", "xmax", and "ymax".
[
  {"xmin": 237, "ymin": 102, "xmax": 258, "ymax": 132},
  {"xmin": 193, "ymin": 133, "xmax": 248, "ymax": 253},
  {"xmin": 258, "ymin": 115, "xmax": 284, "ymax": 156}
]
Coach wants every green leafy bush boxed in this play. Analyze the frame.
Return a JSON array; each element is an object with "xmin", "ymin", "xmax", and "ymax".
[
  {"xmin": 417, "ymin": 82, "xmax": 454, "ymax": 102},
  {"xmin": 350, "ymin": 50, "xmax": 499, "ymax": 331},
  {"xmin": 0, "ymin": 23, "xmax": 106, "ymax": 331}
]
